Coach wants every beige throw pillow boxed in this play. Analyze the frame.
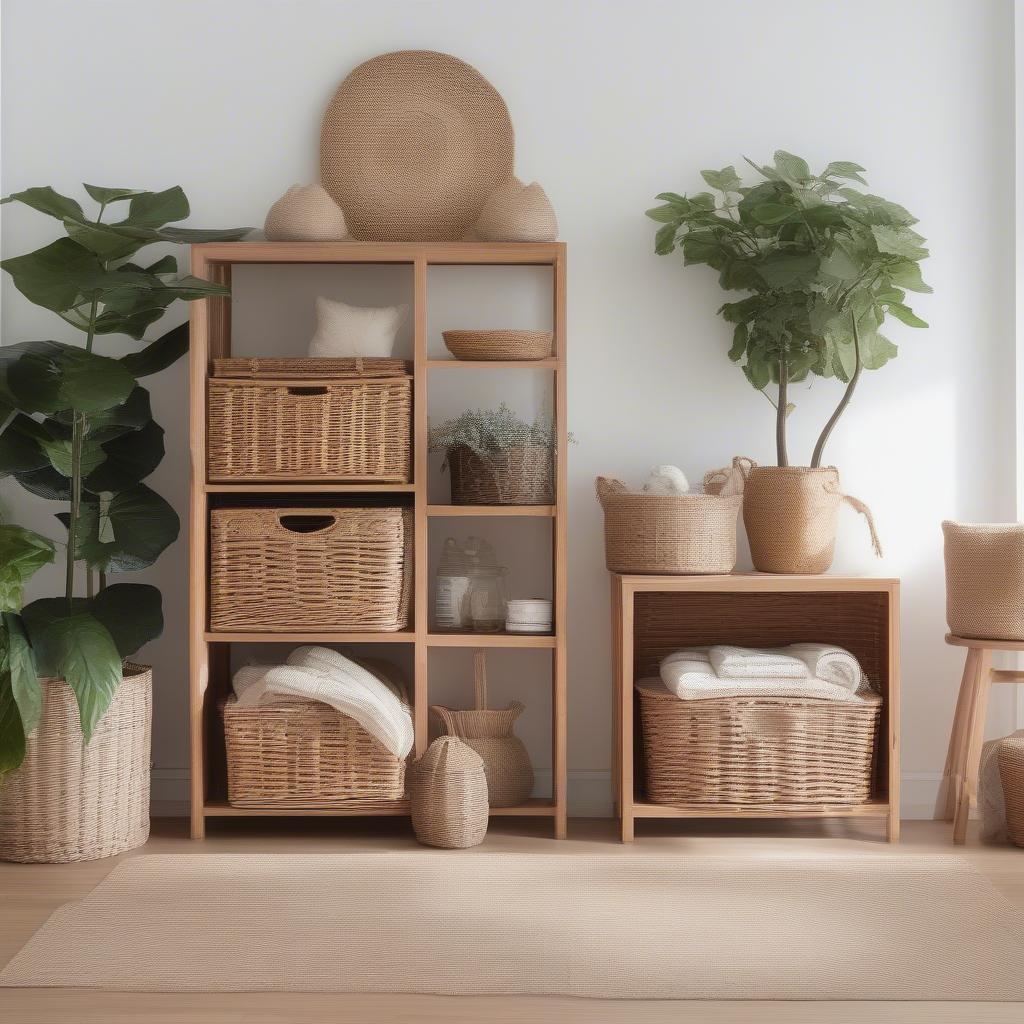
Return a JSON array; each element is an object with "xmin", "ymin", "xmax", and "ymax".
[{"xmin": 308, "ymin": 296, "xmax": 407, "ymax": 358}]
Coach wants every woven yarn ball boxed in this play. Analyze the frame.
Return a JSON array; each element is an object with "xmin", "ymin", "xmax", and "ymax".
[{"xmin": 264, "ymin": 184, "xmax": 348, "ymax": 242}]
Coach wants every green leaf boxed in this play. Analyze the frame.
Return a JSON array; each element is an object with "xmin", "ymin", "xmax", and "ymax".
[
  {"xmin": 111, "ymin": 224, "xmax": 251, "ymax": 245},
  {"xmin": 646, "ymin": 204, "xmax": 682, "ymax": 223},
  {"xmin": 756, "ymin": 251, "xmax": 819, "ymax": 289},
  {"xmin": 701, "ymin": 166, "xmax": 742, "ymax": 193},
  {"xmin": 3, "ymin": 612, "xmax": 40, "ymax": 735},
  {"xmin": 819, "ymin": 241, "xmax": 863, "ymax": 282},
  {"xmin": 73, "ymin": 386, "xmax": 152, "ymax": 439},
  {"xmin": 871, "ymin": 225, "xmax": 929, "ymax": 260},
  {"xmin": 120, "ymin": 322, "xmax": 189, "ymax": 377},
  {"xmin": 859, "ymin": 330, "xmax": 898, "ymax": 370},
  {"xmin": 75, "ymin": 484, "xmax": 179, "ymax": 572},
  {"xmin": 84, "ymin": 418, "xmax": 164, "ymax": 491},
  {"xmin": 62, "ymin": 218, "xmax": 148, "ymax": 261},
  {"xmin": 0, "ymin": 525, "xmax": 55, "ymax": 612},
  {"xmin": 0, "ymin": 414, "xmax": 50, "ymax": 476},
  {"xmin": 82, "ymin": 185, "xmax": 145, "ymax": 205},
  {"xmin": 729, "ymin": 324, "xmax": 748, "ymax": 361},
  {"xmin": 750, "ymin": 202, "xmax": 796, "ymax": 225},
  {"xmin": 654, "ymin": 222, "xmax": 678, "ymax": 255},
  {"xmin": 7, "ymin": 342, "xmax": 135, "ymax": 414},
  {"xmin": 822, "ymin": 161, "xmax": 868, "ymax": 185},
  {"xmin": 0, "ymin": 640, "xmax": 26, "ymax": 775},
  {"xmin": 2, "ymin": 187, "xmax": 84, "ymax": 222},
  {"xmin": 687, "ymin": 192, "xmax": 716, "ymax": 211},
  {"xmin": 773, "ymin": 151, "xmax": 811, "ymax": 181},
  {"xmin": 888, "ymin": 259, "xmax": 932, "ymax": 294},
  {"xmin": 742, "ymin": 354, "xmax": 771, "ymax": 390},
  {"xmin": 90, "ymin": 584, "xmax": 163, "ymax": 658},
  {"xmin": 120, "ymin": 186, "xmax": 189, "ymax": 228},
  {"xmin": 39, "ymin": 429, "xmax": 106, "ymax": 478},
  {"xmin": 13, "ymin": 465, "xmax": 71, "ymax": 501},
  {"xmin": 0, "ymin": 238, "xmax": 99, "ymax": 313},
  {"xmin": 885, "ymin": 302, "xmax": 928, "ymax": 328}
]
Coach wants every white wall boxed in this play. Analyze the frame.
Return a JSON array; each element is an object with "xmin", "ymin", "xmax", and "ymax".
[{"xmin": 2, "ymin": 0, "xmax": 1017, "ymax": 818}]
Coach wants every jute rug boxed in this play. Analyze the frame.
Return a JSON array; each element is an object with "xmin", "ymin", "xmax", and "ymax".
[{"xmin": 2, "ymin": 853, "xmax": 1023, "ymax": 1000}]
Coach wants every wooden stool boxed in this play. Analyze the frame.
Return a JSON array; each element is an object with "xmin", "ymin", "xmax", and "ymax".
[{"xmin": 936, "ymin": 634, "xmax": 1024, "ymax": 843}]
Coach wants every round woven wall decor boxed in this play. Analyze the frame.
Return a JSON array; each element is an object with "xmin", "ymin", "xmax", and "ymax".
[{"xmin": 320, "ymin": 50, "xmax": 515, "ymax": 241}]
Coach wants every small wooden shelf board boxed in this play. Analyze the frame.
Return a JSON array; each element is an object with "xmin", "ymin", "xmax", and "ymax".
[
  {"xmin": 189, "ymin": 242, "xmax": 568, "ymax": 838},
  {"xmin": 611, "ymin": 573, "xmax": 900, "ymax": 842}
]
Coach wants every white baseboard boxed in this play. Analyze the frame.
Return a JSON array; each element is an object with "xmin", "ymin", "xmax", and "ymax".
[{"xmin": 152, "ymin": 768, "xmax": 947, "ymax": 820}]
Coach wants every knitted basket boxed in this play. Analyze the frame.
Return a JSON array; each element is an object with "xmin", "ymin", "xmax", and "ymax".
[
  {"xmin": 447, "ymin": 444, "xmax": 553, "ymax": 505},
  {"xmin": 998, "ymin": 734, "xmax": 1024, "ymax": 847},
  {"xmin": 442, "ymin": 330, "xmax": 553, "ymax": 362},
  {"xmin": 473, "ymin": 180, "xmax": 558, "ymax": 242},
  {"xmin": 431, "ymin": 653, "xmax": 533, "ymax": 807},
  {"xmin": 410, "ymin": 736, "xmax": 489, "ymax": 848},
  {"xmin": 943, "ymin": 522, "xmax": 1024, "ymax": 641},
  {"xmin": 0, "ymin": 664, "xmax": 151, "ymax": 863}
]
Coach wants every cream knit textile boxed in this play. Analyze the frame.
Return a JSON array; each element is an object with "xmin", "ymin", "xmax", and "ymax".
[{"xmin": 308, "ymin": 296, "xmax": 407, "ymax": 358}]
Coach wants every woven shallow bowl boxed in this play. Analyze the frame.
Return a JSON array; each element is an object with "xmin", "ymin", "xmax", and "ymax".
[
  {"xmin": 0, "ymin": 665, "xmax": 151, "ymax": 863},
  {"xmin": 222, "ymin": 695, "xmax": 408, "ymax": 809},
  {"xmin": 442, "ymin": 330, "xmax": 553, "ymax": 362},
  {"xmin": 321, "ymin": 50, "xmax": 514, "ymax": 241},
  {"xmin": 636, "ymin": 680, "xmax": 882, "ymax": 806}
]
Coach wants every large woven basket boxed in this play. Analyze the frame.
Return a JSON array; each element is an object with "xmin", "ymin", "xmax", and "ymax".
[
  {"xmin": 442, "ymin": 330, "xmax": 553, "ymax": 362},
  {"xmin": 999, "ymin": 735, "xmax": 1024, "ymax": 847},
  {"xmin": 209, "ymin": 507, "xmax": 412, "ymax": 632},
  {"xmin": 596, "ymin": 477, "xmax": 741, "ymax": 575},
  {"xmin": 636, "ymin": 680, "xmax": 881, "ymax": 805},
  {"xmin": 222, "ymin": 691, "xmax": 408, "ymax": 808},
  {"xmin": 943, "ymin": 521, "xmax": 1024, "ymax": 641},
  {"xmin": 410, "ymin": 736, "xmax": 489, "ymax": 848},
  {"xmin": 447, "ymin": 444, "xmax": 553, "ymax": 505},
  {"xmin": 0, "ymin": 664, "xmax": 151, "ymax": 863},
  {"xmin": 208, "ymin": 358, "xmax": 411, "ymax": 483}
]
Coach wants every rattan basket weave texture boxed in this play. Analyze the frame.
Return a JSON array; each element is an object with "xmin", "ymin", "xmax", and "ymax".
[
  {"xmin": 0, "ymin": 665, "xmax": 151, "ymax": 863},
  {"xmin": 222, "ymin": 692, "xmax": 409, "ymax": 808},
  {"xmin": 209, "ymin": 507, "xmax": 412, "ymax": 632},
  {"xmin": 596, "ymin": 477, "xmax": 741, "ymax": 575},
  {"xmin": 636, "ymin": 680, "xmax": 882, "ymax": 806},
  {"xmin": 208, "ymin": 359, "xmax": 411, "ymax": 482},
  {"xmin": 442, "ymin": 330, "xmax": 553, "ymax": 362},
  {"xmin": 409, "ymin": 736, "xmax": 489, "ymax": 848},
  {"xmin": 999, "ymin": 735, "xmax": 1024, "ymax": 847},
  {"xmin": 448, "ymin": 444, "xmax": 553, "ymax": 505}
]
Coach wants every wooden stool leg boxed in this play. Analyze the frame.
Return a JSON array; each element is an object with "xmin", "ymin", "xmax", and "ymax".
[
  {"xmin": 953, "ymin": 649, "xmax": 992, "ymax": 844},
  {"xmin": 936, "ymin": 650, "xmax": 979, "ymax": 821}
]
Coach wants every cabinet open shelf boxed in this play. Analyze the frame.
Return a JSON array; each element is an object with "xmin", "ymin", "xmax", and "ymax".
[{"xmin": 189, "ymin": 241, "xmax": 567, "ymax": 840}]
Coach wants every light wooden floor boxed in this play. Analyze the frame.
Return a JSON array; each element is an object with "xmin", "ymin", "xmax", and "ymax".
[{"xmin": 1, "ymin": 816, "xmax": 1022, "ymax": 1024}]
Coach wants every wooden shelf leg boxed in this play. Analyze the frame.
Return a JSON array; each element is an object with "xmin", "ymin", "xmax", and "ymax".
[
  {"xmin": 936, "ymin": 649, "xmax": 978, "ymax": 822},
  {"xmin": 619, "ymin": 583, "xmax": 635, "ymax": 843},
  {"xmin": 953, "ymin": 649, "xmax": 992, "ymax": 844}
]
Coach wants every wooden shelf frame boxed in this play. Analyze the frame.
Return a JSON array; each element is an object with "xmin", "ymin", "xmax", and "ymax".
[
  {"xmin": 189, "ymin": 242, "xmax": 568, "ymax": 839},
  {"xmin": 610, "ymin": 573, "xmax": 900, "ymax": 842}
]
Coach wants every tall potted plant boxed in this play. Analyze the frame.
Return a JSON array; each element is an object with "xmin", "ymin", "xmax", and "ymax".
[
  {"xmin": 0, "ymin": 185, "xmax": 247, "ymax": 861},
  {"xmin": 648, "ymin": 152, "xmax": 929, "ymax": 572}
]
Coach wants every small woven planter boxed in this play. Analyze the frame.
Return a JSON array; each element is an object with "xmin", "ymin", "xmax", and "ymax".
[
  {"xmin": 222, "ymin": 694, "xmax": 408, "ymax": 808},
  {"xmin": 998, "ymin": 735, "xmax": 1024, "ymax": 847},
  {"xmin": 943, "ymin": 522, "xmax": 1024, "ymax": 641},
  {"xmin": 596, "ymin": 477, "xmax": 741, "ymax": 575},
  {"xmin": 442, "ymin": 330, "xmax": 553, "ymax": 362},
  {"xmin": 410, "ymin": 736, "xmax": 489, "ymax": 848},
  {"xmin": 208, "ymin": 358, "xmax": 411, "ymax": 483},
  {"xmin": 0, "ymin": 664, "xmax": 151, "ymax": 863},
  {"xmin": 431, "ymin": 653, "xmax": 533, "ymax": 807},
  {"xmin": 209, "ymin": 507, "xmax": 412, "ymax": 632},
  {"xmin": 447, "ymin": 444, "xmax": 553, "ymax": 505},
  {"xmin": 636, "ymin": 680, "xmax": 881, "ymax": 806}
]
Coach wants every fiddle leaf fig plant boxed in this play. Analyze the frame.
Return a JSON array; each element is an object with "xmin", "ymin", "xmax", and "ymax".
[
  {"xmin": 648, "ymin": 152, "xmax": 930, "ymax": 466},
  {"xmin": 0, "ymin": 185, "xmax": 249, "ymax": 774}
]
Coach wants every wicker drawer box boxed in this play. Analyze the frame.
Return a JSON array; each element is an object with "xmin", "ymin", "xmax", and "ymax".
[
  {"xmin": 636, "ymin": 680, "xmax": 882, "ymax": 805},
  {"xmin": 209, "ymin": 506, "xmax": 412, "ymax": 632},
  {"xmin": 222, "ymin": 696, "xmax": 407, "ymax": 808},
  {"xmin": 208, "ymin": 358, "xmax": 411, "ymax": 482}
]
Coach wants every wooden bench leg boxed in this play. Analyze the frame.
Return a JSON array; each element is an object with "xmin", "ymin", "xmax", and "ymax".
[
  {"xmin": 936, "ymin": 650, "xmax": 979, "ymax": 821},
  {"xmin": 953, "ymin": 649, "xmax": 992, "ymax": 844}
]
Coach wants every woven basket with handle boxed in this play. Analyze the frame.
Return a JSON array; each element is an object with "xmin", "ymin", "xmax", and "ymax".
[
  {"xmin": 447, "ymin": 444, "xmax": 553, "ymax": 505},
  {"xmin": 431, "ymin": 653, "xmax": 534, "ymax": 807}
]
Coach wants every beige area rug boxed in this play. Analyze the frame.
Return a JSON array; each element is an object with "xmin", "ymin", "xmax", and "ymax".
[{"xmin": 2, "ymin": 853, "xmax": 1023, "ymax": 1000}]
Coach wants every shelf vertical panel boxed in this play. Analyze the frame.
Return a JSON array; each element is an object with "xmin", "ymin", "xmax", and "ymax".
[
  {"xmin": 553, "ymin": 246, "xmax": 568, "ymax": 839},
  {"xmin": 413, "ymin": 255, "xmax": 430, "ymax": 755}
]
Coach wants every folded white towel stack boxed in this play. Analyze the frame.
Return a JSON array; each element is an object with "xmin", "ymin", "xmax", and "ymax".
[
  {"xmin": 708, "ymin": 645, "xmax": 808, "ymax": 680},
  {"xmin": 786, "ymin": 643, "xmax": 862, "ymax": 694}
]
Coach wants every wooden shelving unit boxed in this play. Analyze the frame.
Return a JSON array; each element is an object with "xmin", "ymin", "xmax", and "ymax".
[
  {"xmin": 611, "ymin": 573, "xmax": 900, "ymax": 842},
  {"xmin": 189, "ymin": 241, "xmax": 568, "ymax": 839}
]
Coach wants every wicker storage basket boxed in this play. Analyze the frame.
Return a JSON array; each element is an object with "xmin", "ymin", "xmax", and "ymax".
[
  {"xmin": 442, "ymin": 330, "xmax": 553, "ymax": 362},
  {"xmin": 208, "ymin": 358, "xmax": 411, "ymax": 482},
  {"xmin": 222, "ymin": 691, "xmax": 408, "ymax": 808},
  {"xmin": 409, "ymin": 736, "xmax": 489, "ymax": 848},
  {"xmin": 999, "ymin": 734, "xmax": 1024, "ymax": 847},
  {"xmin": 943, "ymin": 521, "xmax": 1024, "ymax": 641},
  {"xmin": 0, "ymin": 664, "xmax": 151, "ymax": 863},
  {"xmin": 596, "ymin": 477, "xmax": 742, "ymax": 574},
  {"xmin": 447, "ymin": 444, "xmax": 553, "ymax": 505},
  {"xmin": 209, "ymin": 506, "xmax": 412, "ymax": 632},
  {"xmin": 636, "ymin": 680, "xmax": 882, "ymax": 805}
]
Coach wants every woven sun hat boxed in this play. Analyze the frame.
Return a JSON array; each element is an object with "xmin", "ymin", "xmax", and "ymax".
[{"xmin": 320, "ymin": 50, "xmax": 515, "ymax": 242}]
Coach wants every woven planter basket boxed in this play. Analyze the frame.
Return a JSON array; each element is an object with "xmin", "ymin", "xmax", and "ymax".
[
  {"xmin": 447, "ymin": 444, "xmax": 553, "ymax": 505},
  {"xmin": 431, "ymin": 653, "xmax": 533, "ymax": 807},
  {"xmin": 998, "ymin": 735, "xmax": 1024, "ymax": 847},
  {"xmin": 208, "ymin": 359, "xmax": 411, "ymax": 483},
  {"xmin": 442, "ymin": 330, "xmax": 553, "ymax": 362},
  {"xmin": 943, "ymin": 521, "xmax": 1024, "ymax": 641},
  {"xmin": 410, "ymin": 736, "xmax": 488, "ymax": 848},
  {"xmin": 222, "ymin": 691, "xmax": 408, "ymax": 808},
  {"xmin": 596, "ymin": 477, "xmax": 741, "ymax": 575},
  {"xmin": 0, "ymin": 664, "xmax": 151, "ymax": 863},
  {"xmin": 636, "ymin": 680, "xmax": 882, "ymax": 805},
  {"xmin": 740, "ymin": 464, "xmax": 881, "ymax": 574},
  {"xmin": 209, "ymin": 507, "xmax": 412, "ymax": 632}
]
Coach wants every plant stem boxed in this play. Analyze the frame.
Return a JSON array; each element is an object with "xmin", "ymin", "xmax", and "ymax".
[
  {"xmin": 776, "ymin": 351, "xmax": 789, "ymax": 467},
  {"xmin": 811, "ymin": 310, "xmax": 863, "ymax": 468}
]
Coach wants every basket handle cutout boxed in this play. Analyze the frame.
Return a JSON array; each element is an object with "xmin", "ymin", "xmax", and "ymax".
[
  {"xmin": 277, "ymin": 513, "xmax": 338, "ymax": 534},
  {"xmin": 286, "ymin": 386, "xmax": 330, "ymax": 396}
]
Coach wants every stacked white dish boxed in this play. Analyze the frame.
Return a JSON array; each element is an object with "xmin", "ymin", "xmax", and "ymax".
[{"xmin": 505, "ymin": 599, "xmax": 552, "ymax": 634}]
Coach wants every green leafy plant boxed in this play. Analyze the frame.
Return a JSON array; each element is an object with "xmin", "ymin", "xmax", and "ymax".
[
  {"xmin": 428, "ymin": 404, "xmax": 559, "ymax": 465},
  {"xmin": 0, "ymin": 184, "xmax": 248, "ymax": 774},
  {"xmin": 647, "ymin": 152, "xmax": 930, "ymax": 466}
]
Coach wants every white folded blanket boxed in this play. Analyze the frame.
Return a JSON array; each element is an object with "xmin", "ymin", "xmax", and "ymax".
[
  {"xmin": 709, "ymin": 645, "xmax": 808, "ymax": 679},
  {"xmin": 232, "ymin": 646, "xmax": 414, "ymax": 758},
  {"xmin": 786, "ymin": 643, "xmax": 862, "ymax": 694}
]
